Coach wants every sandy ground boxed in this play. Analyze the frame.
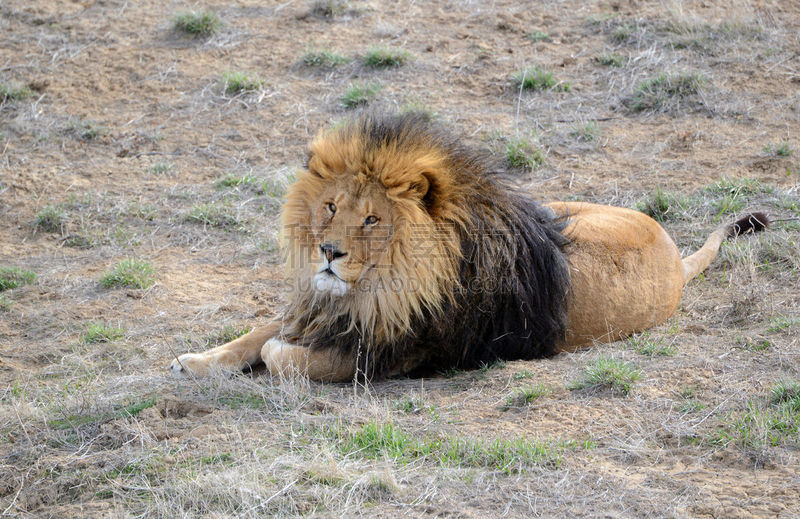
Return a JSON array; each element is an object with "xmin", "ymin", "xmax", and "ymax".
[{"xmin": 1, "ymin": 0, "xmax": 799, "ymax": 517}]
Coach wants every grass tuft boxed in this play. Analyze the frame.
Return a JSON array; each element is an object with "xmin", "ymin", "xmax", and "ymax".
[
  {"xmin": 185, "ymin": 202, "xmax": 241, "ymax": 228},
  {"xmin": 569, "ymin": 121, "xmax": 601, "ymax": 142},
  {"xmin": 636, "ymin": 188, "xmax": 687, "ymax": 222},
  {"xmin": 309, "ymin": 0, "xmax": 349, "ymax": 18},
  {"xmin": 505, "ymin": 136, "xmax": 544, "ymax": 171},
  {"xmin": 302, "ymin": 48, "xmax": 350, "ymax": 67},
  {"xmin": 766, "ymin": 315, "xmax": 800, "ymax": 333},
  {"xmin": 506, "ymin": 384, "xmax": 551, "ymax": 407},
  {"xmin": 362, "ymin": 47, "xmax": 411, "ymax": 68},
  {"xmin": 704, "ymin": 177, "xmax": 773, "ymax": 219},
  {"xmin": 568, "ymin": 357, "xmax": 642, "ymax": 395},
  {"xmin": 147, "ymin": 162, "xmax": 174, "ymax": 175},
  {"xmin": 341, "ymin": 82, "xmax": 381, "ymax": 109},
  {"xmin": 526, "ymin": 30, "xmax": 550, "ymax": 42},
  {"xmin": 215, "ymin": 173, "xmax": 257, "ymax": 189},
  {"xmin": 0, "ymin": 267, "xmax": 35, "ymax": 291},
  {"xmin": 717, "ymin": 383, "xmax": 800, "ymax": 449},
  {"xmin": 595, "ymin": 53, "xmax": 625, "ymax": 67},
  {"xmin": 173, "ymin": 10, "xmax": 222, "ymax": 37},
  {"xmin": 0, "ymin": 83, "xmax": 32, "ymax": 102},
  {"xmin": 36, "ymin": 205, "xmax": 66, "ymax": 233},
  {"xmin": 335, "ymin": 421, "xmax": 561, "ymax": 474},
  {"xmin": 628, "ymin": 331, "xmax": 676, "ymax": 356},
  {"xmin": 100, "ymin": 258, "xmax": 155, "ymax": 289},
  {"xmin": 82, "ymin": 322, "xmax": 125, "ymax": 344},
  {"xmin": 512, "ymin": 66, "xmax": 569, "ymax": 91},
  {"xmin": 763, "ymin": 141, "xmax": 793, "ymax": 158},
  {"xmin": 626, "ymin": 72, "xmax": 705, "ymax": 112},
  {"xmin": 221, "ymin": 71, "xmax": 263, "ymax": 95},
  {"xmin": 69, "ymin": 119, "xmax": 105, "ymax": 140},
  {"xmin": 770, "ymin": 381, "xmax": 800, "ymax": 411},
  {"xmin": 202, "ymin": 325, "xmax": 252, "ymax": 348}
]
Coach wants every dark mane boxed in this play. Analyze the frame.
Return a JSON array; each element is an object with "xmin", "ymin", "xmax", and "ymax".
[{"xmin": 283, "ymin": 111, "xmax": 571, "ymax": 379}]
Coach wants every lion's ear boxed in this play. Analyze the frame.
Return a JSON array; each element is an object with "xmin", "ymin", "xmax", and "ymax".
[{"xmin": 408, "ymin": 171, "xmax": 442, "ymax": 215}]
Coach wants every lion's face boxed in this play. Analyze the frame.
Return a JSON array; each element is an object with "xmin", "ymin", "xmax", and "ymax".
[
  {"xmin": 280, "ymin": 115, "xmax": 465, "ymax": 340},
  {"xmin": 308, "ymin": 178, "xmax": 394, "ymax": 296}
]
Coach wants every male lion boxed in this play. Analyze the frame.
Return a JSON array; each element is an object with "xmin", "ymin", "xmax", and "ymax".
[{"xmin": 170, "ymin": 112, "xmax": 766, "ymax": 381}]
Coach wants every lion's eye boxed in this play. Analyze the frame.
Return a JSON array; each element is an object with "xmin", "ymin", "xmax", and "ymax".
[
  {"xmin": 364, "ymin": 215, "xmax": 379, "ymax": 226},
  {"xmin": 327, "ymin": 202, "xmax": 337, "ymax": 214}
]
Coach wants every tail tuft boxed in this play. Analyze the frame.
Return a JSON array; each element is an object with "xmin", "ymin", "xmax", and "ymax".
[{"xmin": 729, "ymin": 212, "xmax": 769, "ymax": 237}]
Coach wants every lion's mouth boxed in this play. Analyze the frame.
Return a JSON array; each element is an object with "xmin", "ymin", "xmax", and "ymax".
[
  {"xmin": 314, "ymin": 265, "xmax": 349, "ymax": 296},
  {"xmin": 319, "ymin": 266, "xmax": 346, "ymax": 281}
]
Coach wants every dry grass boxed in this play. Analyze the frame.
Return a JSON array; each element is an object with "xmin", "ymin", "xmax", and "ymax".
[{"xmin": 1, "ymin": 0, "xmax": 799, "ymax": 516}]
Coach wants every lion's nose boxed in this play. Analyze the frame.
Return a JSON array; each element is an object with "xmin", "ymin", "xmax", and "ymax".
[{"xmin": 320, "ymin": 243, "xmax": 347, "ymax": 263}]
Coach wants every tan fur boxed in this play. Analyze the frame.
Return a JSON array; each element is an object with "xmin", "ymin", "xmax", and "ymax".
[
  {"xmin": 170, "ymin": 198, "xmax": 731, "ymax": 379},
  {"xmin": 546, "ymin": 202, "xmax": 685, "ymax": 350},
  {"xmin": 169, "ymin": 125, "xmax": 737, "ymax": 381}
]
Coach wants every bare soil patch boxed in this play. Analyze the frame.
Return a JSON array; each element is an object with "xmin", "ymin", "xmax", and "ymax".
[{"xmin": 1, "ymin": 0, "xmax": 799, "ymax": 517}]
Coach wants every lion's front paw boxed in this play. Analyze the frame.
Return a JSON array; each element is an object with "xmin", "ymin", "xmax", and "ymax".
[{"xmin": 169, "ymin": 352, "xmax": 214, "ymax": 377}]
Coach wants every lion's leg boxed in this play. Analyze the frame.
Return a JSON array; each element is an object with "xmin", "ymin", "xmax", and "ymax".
[
  {"xmin": 169, "ymin": 322, "xmax": 281, "ymax": 376},
  {"xmin": 261, "ymin": 339, "xmax": 355, "ymax": 382}
]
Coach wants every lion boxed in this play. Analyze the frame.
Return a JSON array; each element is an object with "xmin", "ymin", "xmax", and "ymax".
[{"xmin": 170, "ymin": 112, "xmax": 767, "ymax": 382}]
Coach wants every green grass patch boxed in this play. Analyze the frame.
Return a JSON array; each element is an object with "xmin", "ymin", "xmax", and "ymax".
[
  {"xmin": 49, "ymin": 396, "xmax": 158, "ymax": 430},
  {"xmin": 478, "ymin": 359, "xmax": 507, "ymax": 373},
  {"xmin": 771, "ymin": 381, "xmax": 800, "ymax": 410},
  {"xmin": 636, "ymin": 187, "xmax": 687, "ymax": 222},
  {"xmin": 185, "ymin": 202, "xmax": 241, "ymax": 229},
  {"xmin": 202, "ymin": 324, "xmax": 251, "ymax": 348},
  {"xmin": 681, "ymin": 399, "xmax": 707, "ymax": 413},
  {"xmin": 362, "ymin": 46, "xmax": 411, "ymax": 68},
  {"xmin": 221, "ymin": 71, "xmax": 264, "ymax": 95},
  {"xmin": 215, "ymin": 173, "xmax": 258, "ymax": 189},
  {"xmin": 173, "ymin": 10, "xmax": 221, "ymax": 37},
  {"xmin": 335, "ymin": 421, "xmax": 561, "ymax": 474},
  {"xmin": 715, "ymin": 383, "xmax": 800, "ymax": 448},
  {"xmin": 569, "ymin": 121, "xmax": 601, "ymax": 142},
  {"xmin": 628, "ymin": 331, "xmax": 676, "ymax": 356},
  {"xmin": 147, "ymin": 162, "xmax": 175, "ymax": 175},
  {"xmin": 36, "ymin": 205, "xmax": 66, "ymax": 233},
  {"xmin": 720, "ymin": 232, "xmax": 799, "ymax": 277},
  {"xmin": 100, "ymin": 258, "xmax": 155, "ymax": 289},
  {"xmin": 703, "ymin": 177, "xmax": 772, "ymax": 219},
  {"xmin": 568, "ymin": 357, "xmax": 642, "ymax": 395},
  {"xmin": 513, "ymin": 369, "xmax": 534, "ymax": 380},
  {"xmin": 506, "ymin": 136, "xmax": 544, "ymax": 171},
  {"xmin": 610, "ymin": 23, "xmax": 635, "ymax": 43},
  {"xmin": 506, "ymin": 384, "xmax": 551, "ymax": 407},
  {"xmin": 341, "ymin": 82, "xmax": 381, "ymax": 109},
  {"xmin": 82, "ymin": 322, "xmax": 125, "ymax": 344},
  {"xmin": 595, "ymin": 53, "xmax": 625, "ymax": 67},
  {"xmin": 0, "ymin": 83, "xmax": 32, "ymax": 102},
  {"xmin": 767, "ymin": 315, "xmax": 800, "ymax": 333},
  {"xmin": 69, "ymin": 119, "xmax": 105, "ymax": 140},
  {"xmin": 526, "ymin": 30, "xmax": 549, "ymax": 42},
  {"xmin": 512, "ymin": 66, "xmax": 569, "ymax": 91},
  {"xmin": 309, "ymin": 0, "xmax": 349, "ymax": 17},
  {"xmin": 0, "ymin": 266, "xmax": 35, "ymax": 291},
  {"xmin": 625, "ymin": 72, "xmax": 705, "ymax": 112},
  {"xmin": 302, "ymin": 48, "xmax": 350, "ymax": 67},
  {"xmin": 735, "ymin": 336, "xmax": 772, "ymax": 352},
  {"xmin": 763, "ymin": 141, "xmax": 793, "ymax": 158},
  {"xmin": 260, "ymin": 178, "xmax": 287, "ymax": 198},
  {"xmin": 705, "ymin": 177, "xmax": 772, "ymax": 197}
]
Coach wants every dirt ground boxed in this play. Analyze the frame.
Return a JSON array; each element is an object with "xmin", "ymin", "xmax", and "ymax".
[{"xmin": 1, "ymin": 0, "xmax": 799, "ymax": 517}]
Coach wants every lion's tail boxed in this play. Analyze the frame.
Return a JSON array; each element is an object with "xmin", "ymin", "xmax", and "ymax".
[{"xmin": 681, "ymin": 212, "xmax": 769, "ymax": 285}]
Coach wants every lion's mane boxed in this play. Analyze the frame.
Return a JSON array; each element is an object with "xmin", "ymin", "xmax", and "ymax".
[{"xmin": 278, "ymin": 112, "xmax": 571, "ymax": 379}]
